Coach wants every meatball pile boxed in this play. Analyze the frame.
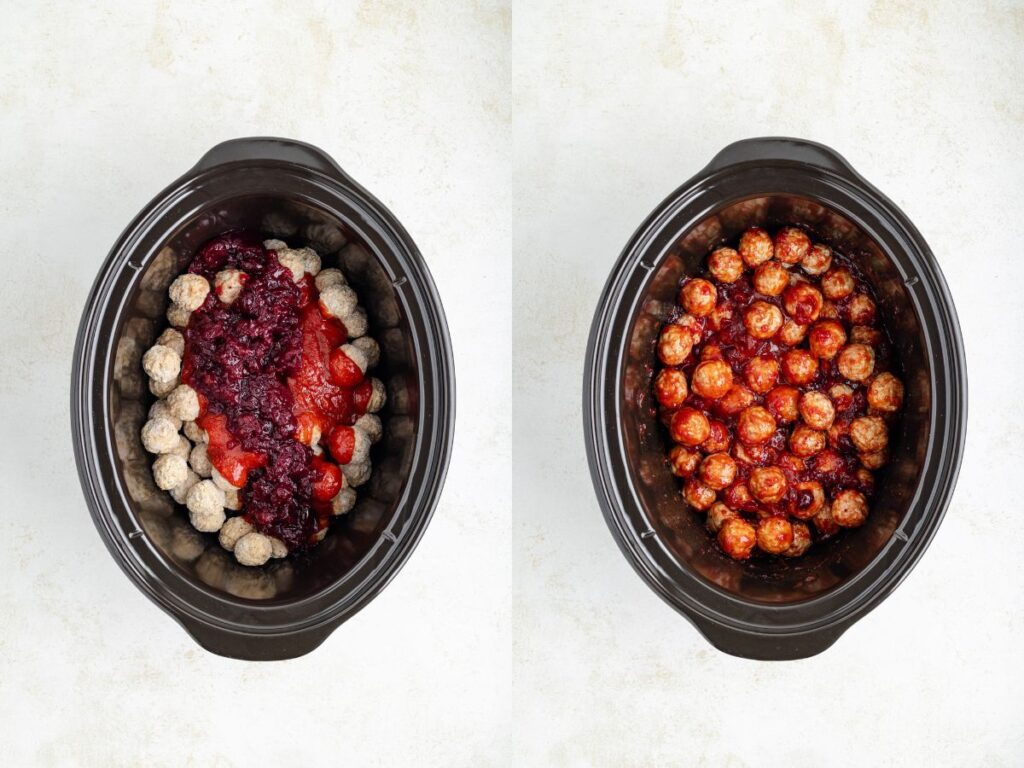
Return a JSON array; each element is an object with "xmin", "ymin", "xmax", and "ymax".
[
  {"xmin": 140, "ymin": 236, "xmax": 385, "ymax": 567},
  {"xmin": 653, "ymin": 226, "xmax": 904, "ymax": 561}
]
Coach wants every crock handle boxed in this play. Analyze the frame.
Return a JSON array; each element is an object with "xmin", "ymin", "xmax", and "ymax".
[
  {"xmin": 191, "ymin": 137, "xmax": 353, "ymax": 182},
  {"xmin": 702, "ymin": 137, "xmax": 863, "ymax": 180},
  {"xmin": 177, "ymin": 616, "xmax": 341, "ymax": 662},
  {"xmin": 689, "ymin": 616, "xmax": 849, "ymax": 661}
]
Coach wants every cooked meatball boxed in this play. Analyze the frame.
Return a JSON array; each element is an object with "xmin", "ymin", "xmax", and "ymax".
[
  {"xmin": 657, "ymin": 324, "xmax": 694, "ymax": 366},
  {"xmin": 708, "ymin": 247, "xmax": 744, "ymax": 283},
  {"xmin": 155, "ymin": 327, "xmax": 185, "ymax": 356},
  {"xmin": 234, "ymin": 532, "xmax": 273, "ymax": 566},
  {"xmin": 821, "ymin": 266, "xmax": 855, "ymax": 300},
  {"xmin": 684, "ymin": 478, "xmax": 717, "ymax": 511},
  {"xmin": 784, "ymin": 522, "xmax": 812, "ymax": 557},
  {"xmin": 722, "ymin": 482, "xmax": 754, "ymax": 512},
  {"xmin": 850, "ymin": 325, "xmax": 883, "ymax": 346},
  {"xmin": 653, "ymin": 368, "xmax": 689, "ymax": 408},
  {"xmin": 847, "ymin": 293, "xmax": 877, "ymax": 325},
  {"xmin": 808, "ymin": 320, "xmax": 847, "ymax": 359},
  {"xmin": 868, "ymin": 372, "xmax": 904, "ymax": 412},
  {"xmin": 717, "ymin": 517, "xmax": 757, "ymax": 560},
  {"xmin": 218, "ymin": 516, "xmax": 253, "ymax": 551},
  {"xmin": 166, "ymin": 302, "xmax": 191, "ymax": 329},
  {"xmin": 706, "ymin": 502, "xmax": 737, "ymax": 533},
  {"xmin": 812, "ymin": 449, "xmax": 846, "ymax": 476},
  {"xmin": 183, "ymin": 420, "xmax": 207, "ymax": 444},
  {"xmin": 189, "ymin": 442, "xmax": 212, "ymax": 477},
  {"xmin": 186, "ymin": 480, "xmax": 226, "ymax": 532},
  {"xmin": 352, "ymin": 336, "xmax": 381, "ymax": 368},
  {"xmin": 211, "ymin": 466, "xmax": 240, "ymax": 492},
  {"xmin": 680, "ymin": 278, "xmax": 717, "ymax": 317},
  {"xmin": 169, "ymin": 469, "xmax": 200, "ymax": 505},
  {"xmin": 818, "ymin": 300, "xmax": 841, "ymax": 320},
  {"xmin": 702, "ymin": 419, "xmax": 731, "ymax": 453},
  {"xmin": 813, "ymin": 503, "xmax": 840, "ymax": 537},
  {"xmin": 168, "ymin": 274, "xmax": 210, "ymax": 311},
  {"xmin": 828, "ymin": 383, "xmax": 856, "ymax": 413},
  {"xmin": 737, "ymin": 406, "xmax": 776, "ymax": 444},
  {"xmin": 141, "ymin": 417, "xmax": 180, "ymax": 454},
  {"xmin": 342, "ymin": 307, "xmax": 369, "ymax": 338},
  {"xmin": 670, "ymin": 407, "xmax": 711, "ymax": 446},
  {"xmin": 776, "ymin": 451, "xmax": 806, "ymax": 475},
  {"xmin": 753, "ymin": 261, "xmax": 789, "ymax": 296},
  {"xmin": 669, "ymin": 445, "xmax": 702, "ymax": 478},
  {"xmin": 319, "ymin": 284, "xmax": 358, "ymax": 320},
  {"xmin": 700, "ymin": 452, "xmax": 737, "ymax": 490},
  {"xmin": 745, "ymin": 355, "xmax": 780, "ymax": 394},
  {"xmin": 675, "ymin": 314, "xmax": 704, "ymax": 347},
  {"xmin": 789, "ymin": 480, "xmax": 825, "ymax": 520},
  {"xmin": 828, "ymin": 418, "xmax": 852, "ymax": 450},
  {"xmin": 142, "ymin": 344, "xmax": 181, "ymax": 383},
  {"xmin": 789, "ymin": 424, "xmax": 826, "ymax": 457},
  {"xmin": 331, "ymin": 487, "xmax": 357, "ymax": 516},
  {"xmin": 757, "ymin": 516, "xmax": 794, "ymax": 554},
  {"xmin": 832, "ymin": 489, "xmax": 869, "ymax": 527},
  {"xmin": 716, "ymin": 383, "xmax": 755, "ymax": 416},
  {"xmin": 214, "ymin": 268, "xmax": 247, "ymax": 304},
  {"xmin": 776, "ymin": 319, "xmax": 808, "ymax": 347},
  {"xmin": 152, "ymin": 453, "xmax": 188, "ymax": 491},
  {"xmin": 799, "ymin": 390, "xmax": 835, "ymax": 430},
  {"xmin": 366, "ymin": 378, "xmax": 387, "ymax": 413},
  {"xmin": 860, "ymin": 448, "xmax": 888, "ymax": 470},
  {"xmin": 315, "ymin": 267, "xmax": 346, "ymax": 292},
  {"xmin": 700, "ymin": 343, "xmax": 724, "ymax": 362},
  {"xmin": 850, "ymin": 415, "xmax": 888, "ymax": 452},
  {"xmin": 749, "ymin": 466, "xmax": 788, "ymax": 503},
  {"xmin": 837, "ymin": 343, "xmax": 875, "ymax": 382},
  {"xmin": 744, "ymin": 301, "xmax": 784, "ymax": 339},
  {"xmin": 355, "ymin": 413, "xmax": 384, "ymax": 444},
  {"xmin": 773, "ymin": 227, "xmax": 811, "ymax": 265},
  {"xmin": 691, "ymin": 360, "xmax": 733, "ymax": 400},
  {"xmin": 167, "ymin": 384, "xmax": 200, "ymax": 421},
  {"xmin": 783, "ymin": 282, "xmax": 823, "ymax": 325},
  {"xmin": 781, "ymin": 349, "xmax": 819, "ymax": 386},
  {"xmin": 732, "ymin": 441, "xmax": 770, "ymax": 467},
  {"xmin": 801, "ymin": 243, "xmax": 833, "ymax": 275},
  {"xmin": 738, "ymin": 227, "xmax": 774, "ymax": 267},
  {"xmin": 765, "ymin": 385, "xmax": 800, "ymax": 423},
  {"xmin": 148, "ymin": 398, "xmax": 182, "ymax": 431}
]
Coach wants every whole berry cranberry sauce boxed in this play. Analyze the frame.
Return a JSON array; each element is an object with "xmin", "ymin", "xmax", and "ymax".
[{"xmin": 182, "ymin": 232, "xmax": 371, "ymax": 550}]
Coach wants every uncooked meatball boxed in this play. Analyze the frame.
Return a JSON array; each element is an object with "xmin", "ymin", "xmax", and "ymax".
[
  {"xmin": 670, "ymin": 407, "xmax": 711, "ymax": 446},
  {"xmin": 784, "ymin": 522, "xmax": 812, "ymax": 557},
  {"xmin": 717, "ymin": 517, "xmax": 757, "ymax": 560},
  {"xmin": 684, "ymin": 478, "xmax": 716, "ymax": 511},
  {"xmin": 808, "ymin": 320, "xmax": 847, "ymax": 359},
  {"xmin": 757, "ymin": 516, "xmax": 794, "ymax": 554},
  {"xmin": 706, "ymin": 502, "xmax": 737, "ymax": 533},
  {"xmin": 716, "ymin": 383, "xmax": 755, "ymax": 416},
  {"xmin": 850, "ymin": 415, "xmax": 888, "ymax": 452},
  {"xmin": 168, "ymin": 274, "xmax": 210, "ymax": 311},
  {"xmin": 776, "ymin": 319, "xmax": 808, "ymax": 347},
  {"xmin": 781, "ymin": 349, "xmax": 818, "ymax": 386},
  {"xmin": 773, "ymin": 227, "xmax": 811, "ymax": 265},
  {"xmin": 837, "ymin": 343, "xmax": 875, "ymax": 382},
  {"xmin": 680, "ymin": 278, "xmax": 717, "ymax": 317},
  {"xmin": 847, "ymin": 293, "xmax": 877, "ymax": 325},
  {"xmin": 783, "ymin": 282, "xmax": 823, "ymax": 324},
  {"xmin": 765, "ymin": 385, "xmax": 800, "ymax": 423},
  {"xmin": 708, "ymin": 247, "xmax": 744, "ymax": 283},
  {"xmin": 654, "ymin": 368, "xmax": 689, "ymax": 408},
  {"xmin": 737, "ymin": 406, "xmax": 776, "ymax": 445},
  {"xmin": 700, "ymin": 452, "xmax": 737, "ymax": 490},
  {"xmin": 738, "ymin": 227, "xmax": 773, "ymax": 267},
  {"xmin": 789, "ymin": 424, "xmax": 826, "ymax": 457},
  {"xmin": 744, "ymin": 301, "xmax": 784, "ymax": 339},
  {"xmin": 789, "ymin": 480, "xmax": 825, "ymax": 520},
  {"xmin": 753, "ymin": 261, "xmax": 789, "ymax": 296},
  {"xmin": 691, "ymin": 360, "xmax": 733, "ymax": 400},
  {"xmin": 749, "ymin": 466, "xmax": 788, "ymax": 503},
  {"xmin": 868, "ymin": 372, "xmax": 904, "ymax": 413},
  {"xmin": 745, "ymin": 355, "xmax": 780, "ymax": 394},
  {"xmin": 832, "ymin": 489, "xmax": 869, "ymax": 527},
  {"xmin": 821, "ymin": 266, "xmax": 855, "ymax": 300},
  {"xmin": 702, "ymin": 419, "xmax": 731, "ymax": 453},
  {"xmin": 799, "ymin": 390, "xmax": 835, "ymax": 430},
  {"xmin": 801, "ymin": 243, "xmax": 832, "ymax": 275},
  {"xmin": 657, "ymin": 324, "xmax": 694, "ymax": 366},
  {"xmin": 669, "ymin": 445, "xmax": 702, "ymax": 477}
]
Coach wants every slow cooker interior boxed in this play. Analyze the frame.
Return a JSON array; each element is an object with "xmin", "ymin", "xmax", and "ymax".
[
  {"xmin": 623, "ymin": 195, "xmax": 929, "ymax": 602},
  {"xmin": 108, "ymin": 196, "xmax": 418, "ymax": 601}
]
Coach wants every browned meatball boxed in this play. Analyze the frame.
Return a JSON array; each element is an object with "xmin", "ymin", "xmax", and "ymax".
[
  {"xmin": 812, "ymin": 449, "xmax": 846, "ymax": 476},
  {"xmin": 850, "ymin": 415, "xmax": 888, "ymax": 452},
  {"xmin": 684, "ymin": 478, "xmax": 717, "ymax": 511},
  {"xmin": 707, "ymin": 303, "xmax": 733, "ymax": 332},
  {"xmin": 828, "ymin": 383, "xmax": 855, "ymax": 412},
  {"xmin": 702, "ymin": 419, "xmax": 731, "ymax": 453},
  {"xmin": 745, "ymin": 355, "xmax": 780, "ymax": 394},
  {"xmin": 700, "ymin": 452, "xmax": 738, "ymax": 490},
  {"xmin": 653, "ymin": 368, "xmax": 688, "ymax": 409},
  {"xmin": 658, "ymin": 324, "xmax": 693, "ymax": 366},
  {"xmin": 783, "ymin": 282, "xmax": 824, "ymax": 325},
  {"xmin": 808, "ymin": 320, "xmax": 847, "ymax": 359},
  {"xmin": 717, "ymin": 517, "xmax": 757, "ymax": 560},
  {"xmin": 821, "ymin": 266, "xmax": 855, "ymax": 300},
  {"xmin": 776, "ymin": 451, "xmax": 806, "ymax": 476},
  {"xmin": 708, "ymin": 247, "xmax": 744, "ymax": 283},
  {"xmin": 737, "ymin": 406, "xmax": 777, "ymax": 444},
  {"xmin": 801, "ymin": 243, "xmax": 832, "ymax": 275},
  {"xmin": 738, "ymin": 227, "xmax": 774, "ymax": 267},
  {"xmin": 850, "ymin": 325, "xmax": 883, "ymax": 346},
  {"xmin": 753, "ymin": 261, "xmax": 789, "ymax": 296},
  {"xmin": 670, "ymin": 407, "xmax": 711, "ymax": 446},
  {"xmin": 773, "ymin": 227, "xmax": 811, "ymax": 265},
  {"xmin": 799, "ymin": 390, "xmax": 835, "ymax": 430},
  {"xmin": 722, "ymin": 482, "xmax": 754, "ymax": 512},
  {"xmin": 784, "ymin": 521, "xmax": 812, "ymax": 557},
  {"xmin": 860, "ymin": 448, "xmax": 888, "ymax": 470},
  {"xmin": 828, "ymin": 418, "xmax": 851, "ymax": 449},
  {"xmin": 832, "ymin": 489, "xmax": 869, "ymax": 527},
  {"xmin": 813, "ymin": 503, "xmax": 840, "ymax": 537},
  {"xmin": 837, "ymin": 343, "xmax": 875, "ymax": 382},
  {"xmin": 789, "ymin": 480, "xmax": 825, "ymax": 520},
  {"xmin": 757, "ymin": 516, "xmax": 794, "ymax": 554},
  {"xmin": 776, "ymin": 319, "xmax": 808, "ymax": 347},
  {"xmin": 868, "ymin": 372, "xmax": 904, "ymax": 413},
  {"xmin": 691, "ymin": 359, "xmax": 733, "ymax": 400},
  {"xmin": 781, "ymin": 349, "xmax": 819, "ymax": 386},
  {"xmin": 789, "ymin": 424, "xmax": 826, "ymax": 458},
  {"xmin": 668, "ymin": 445, "xmax": 701, "ymax": 477},
  {"xmin": 732, "ymin": 441, "xmax": 770, "ymax": 467},
  {"xmin": 700, "ymin": 342, "xmax": 724, "ymax": 361},
  {"xmin": 765, "ymin": 385, "xmax": 800, "ymax": 423},
  {"xmin": 749, "ymin": 466, "xmax": 788, "ymax": 503},
  {"xmin": 744, "ymin": 301, "xmax": 784, "ymax": 339},
  {"xmin": 818, "ymin": 300, "xmax": 841, "ymax": 320},
  {"xmin": 716, "ymin": 383, "xmax": 755, "ymax": 416},
  {"xmin": 680, "ymin": 278, "xmax": 717, "ymax": 317},
  {"xmin": 847, "ymin": 293, "xmax": 877, "ymax": 325},
  {"xmin": 706, "ymin": 501, "xmax": 737, "ymax": 533}
]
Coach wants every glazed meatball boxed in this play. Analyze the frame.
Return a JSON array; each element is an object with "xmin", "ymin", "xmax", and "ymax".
[
  {"xmin": 700, "ymin": 342, "xmax": 724, "ymax": 361},
  {"xmin": 716, "ymin": 383, "xmax": 755, "ymax": 416},
  {"xmin": 850, "ymin": 325, "xmax": 883, "ymax": 346},
  {"xmin": 706, "ymin": 502, "xmax": 737, "ymax": 533},
  {"xmin": 784, "ymin": 522, "xmax": 812, "ymax": 557},
  {"xmin": 776, "ymin": 319, "xmax": 808, "ymax": 347},
  {"xmin": 657, "ymin": 324, "xmax": 694, "ymax": 366},
  {"xmin": 832, "ymin": 489, "xmax": 869, "ymax": 527},
  {"xmin": 684, "ymin": 478, "xmax": 717, "ymax": 511},
  {"xmin": 733, "ymin": 441, "xmax": 770, "ymax": 467},
  {"xmin": 837, "ymin": 343, "xmax": 875, "ymax": 382},
  {"xmin": 783, "ymin": 282, "xmax": 823, "ymax": 325},
  {"xmin": 799, "ymin": 390, "xmax": 836, "ymax": 430},
  {"xmin": 765, "ymin": 385, "xmax": 800, "ymax": 423},
  {"xmin": 700, "ymin": 452, "xmax": 737, "ymax": 490},
  {"xmin": 821, "ymin": 266, "xmax": 855, "ymax": 300},
  {"xmin": 818, "ymin": 300, "xmax": 841, "ymax": 320},
  {"xmin": 717, "ymin": 517, "xmax": 757, "ymax": 560},
  {"xmin": 744, "ymin": 301, "xmax": 784, "ymax": 339},
  {"xmin": 773, "ymin": 227, "xmax": 811, "ymax": 265},
  {"xmin": 753, "ymin": 261, "xmax": 789, "ymax": 296},
  {"xmin": 789, "ymin": 480, "xmax": 825, "ymax": 520},
  {"xmin": 653, "ymin": 368, "xmax": 689, "ymax": 409},
  {"xmin": 850, "ymin": 415, "xmax": 888, "ymax": 452},
  {"xmin": 708, "ymin": 247, "xmax": 744, "ymax": 283},
  {"xmin": 860, "ymin": 448, "xmax": 888, "ymax": 470},
  {"xmin": 675, "ymin": 314, "xmax": 704, "ymax": 347},
  {"xmin": 738, "ymin": 227, "xmax": 774, "ymax": 267},
  {"xmin": 702, "ymin": 420, "xmax": 731, "ymax": 453},
  {"xmin": 756, "ymin": 516, "xmax": 794, "ymax": 555},
  {"xmin": 722, "ymin": 482, "xmax": 754, "ymax": 512},
  {"xmin": 680, "ymin": 278, "xmax": 717, "ymax": 317},
  {"xmin": 669, "ymin": 445, "xmax": 702, "ymax": 478},
  {"xmin": 737, "ymin": 406, "xmax": 776, "ymax": 445},
  {"xmin": 808, "ymin": 320, "xmax": 847, "ymax": 359},
  {"xmin": 828, "ymin": 383, "xmax": 856, "ymax": 413},
  {"xmin": 789, "ymin": 424, "xmax": 826, "ymax": 458},
  {"xmin": 776, "ymin": 452, "xmax": 806, "ymax": 476},
  {"xmin": 670, "ymin": 407, "xmax": 711, "ymax": 446},
  {"xmin": 745, "ymin": 355, "xmax": 780, "ymax": 394},
  {"xmin": 813, "ymin": 503, "xmax": 841, "ymax": 537},
  {"xmin": 691, "ymin": 360, "xmax": 733, "ymax": 399},
  {"xmin": 868, "ymin": 372, "xmax": 904, "ymax": 413},
  {"xmin": 781, "ymin": 349, "xmax": 818, "ymax": 386},
  {"xmin": 749, "ymin": 466, "xmax": 788, "ymax": 503},
  {"xmin": 812, "ymin": 449, "xmax": 846, "ymax": 476},
  {"xmin": 848, "ymin": 293, "xmax": 877, "ymax": 325},
  {"xmin": 801, "ymin": 243, "xmax": 833, "ymax": 275}
]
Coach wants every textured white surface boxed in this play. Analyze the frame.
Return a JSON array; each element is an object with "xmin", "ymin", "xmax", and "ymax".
[{"xmin": 0, "ymin": 1, "xmax": 1021, "ymax": 765}]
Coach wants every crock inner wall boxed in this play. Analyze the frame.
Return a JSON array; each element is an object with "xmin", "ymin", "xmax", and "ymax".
[
  {"xmin": 108, "ymin": 194, "xmax": 419, "ymax": 601},
  {"xmin": 622, "ymin": 194, "xmax": 930, "ymax": 602}
]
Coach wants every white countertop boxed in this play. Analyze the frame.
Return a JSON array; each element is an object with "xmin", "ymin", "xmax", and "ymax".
[{"xmin": 1, "ymin": 1, "xmax": 1020, "ymax": 765}]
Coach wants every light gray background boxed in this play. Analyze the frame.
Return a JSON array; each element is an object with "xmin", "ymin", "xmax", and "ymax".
[{"xmin": 2, "ymin": 1, "xmax": 1021, "ymax": 765}]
